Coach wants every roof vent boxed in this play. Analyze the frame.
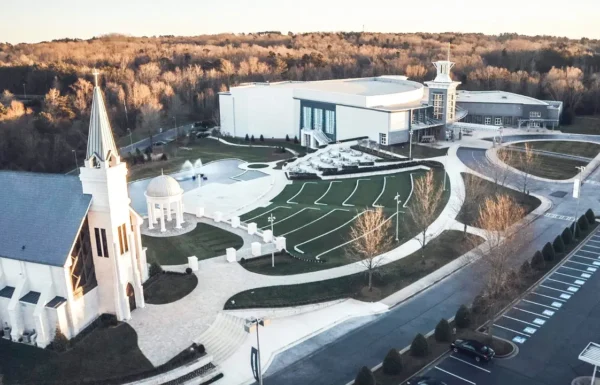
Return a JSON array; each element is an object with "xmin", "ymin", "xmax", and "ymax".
[{"xmin": 501, "ymin": 96, "xmax": 508, "ymax": 99}]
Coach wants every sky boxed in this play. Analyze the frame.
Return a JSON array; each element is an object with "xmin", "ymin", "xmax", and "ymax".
[{"xmin": 1, "ymin": 0, "xmax": 599, "ymax": 44}]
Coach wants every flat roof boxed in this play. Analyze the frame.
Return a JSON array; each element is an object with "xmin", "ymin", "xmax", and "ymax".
[
  {"xmin": 254, "ymin": 76, "xmax": 424, "ymax": 96},
  {"xmin": 456, "ymin": 91, "xmax": 549, "ymax": 106}
]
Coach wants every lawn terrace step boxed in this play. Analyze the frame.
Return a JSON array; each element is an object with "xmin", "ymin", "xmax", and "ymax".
[{"xmin": 196, "ymin": 312, "xmax": 248, "ymax": 365}]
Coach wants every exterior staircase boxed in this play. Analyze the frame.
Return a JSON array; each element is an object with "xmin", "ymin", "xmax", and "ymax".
[
  {"xmin": 311, "ymin": 129, "xmax": 332, "ymax": 146},
  {"xmin": 196, "ymin": 312, "xmax": 248, "ymax": 364}
]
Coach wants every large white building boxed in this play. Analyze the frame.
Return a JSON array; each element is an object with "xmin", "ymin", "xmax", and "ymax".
[
  {"xmin": 0, "ymin": 72, "xmax": 148, "ymax": 348},
  {"xmin": 219, "ymin": 57, "xmax": 562, "ymax": 148}
]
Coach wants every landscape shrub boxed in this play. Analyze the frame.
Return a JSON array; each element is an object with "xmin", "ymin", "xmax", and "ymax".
[
  {"xmin": 294, "ymin": 136, "xmax": 299, "ymax": 144},
  {"xmin": 285, "ymin": 134, "xmax": 290, "ymax": 142},
  {"xmin": 245, "ymin": 134, "xmax": 249, "ymax": 141},
  {"xmin": 586, "ymin": 208, "xmax": 596, "ymax": 224},
  {"xmin": 354, "ymin": 366, "xmax": 375, "ymax": 385},
  {"xmin": 259, "ymin": 134, "xmax": 264, "ymax": 142},
  {"xmin": 250, "ymin": 135, "xmax": 255, "ymax": 142},
  {"xmin": 99, "ymin": 313, "xmax": 118, "ymax": 327},
  {"xmin": 507, "ymin": 269, "xmax": 521, "ymax": 287},
  {"xmin": 410, "ymin": 333, "xmax": 429, "ymax": 357},
  {"xmin": 382, "ymin": 349, "xmax": 403, "ymax": 375},
  {"xmin": 160, "ymin": 153, "xmax": 168, "ymax": 161},
  {"xmin": 455, "ymin": 305, "xmax": 471, "ymax": 328},
  {"xmin": 471, "ymin": 294, "xmax": 487, "ymax": 314},
  {"xmin": 434, "ymin": 319, "xmax": 452, "ymax": 342},
  {"xmin": 51, "ymin": 327, "xmax": 69, "ymax": 352},
  {"xmin": 531, "ymin": 250, "xmax": 545, "ymax": 270},
  {"xmin": 519, "ymin": 260, "xmax": 531, "ymax": 278},
  {"xmin": 571, "ymin": 222, "xmax": 581, "ymax": 239},
  {"xmin": 562, "ymin": 227, "xmax": 573, "ymax": 245},
  {"xmin": 542, "ymin": 242, "xmax": 555, "ymax": 262},
  {"xmin": 553, "ymin": 235, "xmax": 565, "ymax": 253},
  {"xmin": 149, "ymin": 262, "xmax": 163, "ymax": 277},
  {"xmin": 196, "ymin": 343, "xmax": 206, "ymax": 355},
  {"xmin": 578, "ymin": 215, "xmax": 589, "ymax": 231},
  {"xmin": 185, "ymin": 267, "xmax": 192, "ymax": 275}
]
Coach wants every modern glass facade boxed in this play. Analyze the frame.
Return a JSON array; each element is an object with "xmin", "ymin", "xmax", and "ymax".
[{"xmin": 300, "ymin": 100, "xmax": 336, "ymax": 141}]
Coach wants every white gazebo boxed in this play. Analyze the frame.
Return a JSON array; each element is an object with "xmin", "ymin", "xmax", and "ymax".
[{"xmin": 145, "ymin": 174, "xmax": 185, "ymax": 232}]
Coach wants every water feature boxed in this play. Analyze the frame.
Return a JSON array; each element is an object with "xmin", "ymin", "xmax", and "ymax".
[
  {"xmin": 193, "ymin": 159, "xmax": 203, "ymax": 169},
  {"xmin": 180, "ymin": 160, "xmax": 195, "ymax": 180}
]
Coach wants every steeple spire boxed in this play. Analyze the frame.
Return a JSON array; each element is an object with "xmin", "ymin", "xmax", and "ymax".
[{"xmin": 86, "ymin": 69, "xmax": 118, "ymax": 163}]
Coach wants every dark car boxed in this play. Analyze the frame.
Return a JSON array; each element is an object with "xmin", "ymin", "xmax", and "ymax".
[
  {"xmin": 450, "ymin": 339, "xmax": 495, "ymax": 362},
  {"xmin": 406, "ymin": 376, "xmax": 447, "ymax": 385}
]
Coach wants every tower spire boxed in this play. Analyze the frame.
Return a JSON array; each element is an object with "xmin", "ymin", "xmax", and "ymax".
[{"xmin": 86, "ymin": 70, "xmax": 118, "ymax": 163}]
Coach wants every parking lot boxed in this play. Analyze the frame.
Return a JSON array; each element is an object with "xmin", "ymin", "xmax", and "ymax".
[{"xmin": 413, "ymin": 229, "xmax": 600, "ymax": 385}]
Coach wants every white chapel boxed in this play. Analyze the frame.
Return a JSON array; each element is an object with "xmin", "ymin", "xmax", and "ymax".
[{"xmin": 0, "ymin": 71, "xmax": 148, "ymax": 348}]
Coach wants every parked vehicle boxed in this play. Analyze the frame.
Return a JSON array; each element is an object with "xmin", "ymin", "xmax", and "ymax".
[
  {"xmin": 196, "ymin": 132, "xmax": 210, "ymax": 138},
  {"xmin": 450, "ymin": 339, "xmax": 495, "ymax": 362},
  {"xmin": 407, "ymin": 376, "xmax": 447, "ymax": 385},
  {"xmin": 153, "ymin": 141, "xmax": 167, "ymax": 147}
]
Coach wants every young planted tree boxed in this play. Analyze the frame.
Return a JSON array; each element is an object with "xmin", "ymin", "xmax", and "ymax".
[
  {"xmin": 346, "ymin": 208, "xmax": 393, "ymax": 291},
  {"xmin": 407, "ymin": 170, "xmax": 444, "ymax": 262},
  {"xmin": 473, "ymin": 194, "xmax": 528, "ymax": 337},
  {"xmin": 456, "ymin": 173, "xmax": 487, "ymax": 237},
  {"xmin": 517, "ymin": 143, "xmax": 538, "ymax": 194},
  {"xmin": 491, "ymin": 149, "xmax": 514, "ymax": 189}
]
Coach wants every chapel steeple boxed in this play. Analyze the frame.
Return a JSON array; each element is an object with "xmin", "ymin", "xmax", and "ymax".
[{"xmin": 86, "ymin": 69, "xmax": 119, "ymax": 166}]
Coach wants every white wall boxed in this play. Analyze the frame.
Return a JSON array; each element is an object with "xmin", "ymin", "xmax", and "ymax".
[
  {"xmin": 230, "ymin": 85, "xmax": 296, "ymax": 139},
  {"xmin": 219, "ymin": 94, "xmax": 234, "ymax": 136},
  {"xmin": 336, "ymin": 105, "xmax": 389, "ymax": 141},
  {"xmin": 365, "ymin": 88, "xmax": 424, "ymax": 108},
  {"xmin": 68, "ymin": 287, "xmax": 99, "ymax": 336},
  {"xmin": 389, "ymin": 111, "xmax": 409, "ymax": 131}
]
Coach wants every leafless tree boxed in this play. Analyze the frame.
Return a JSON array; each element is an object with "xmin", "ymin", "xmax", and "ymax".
[
  {"xmin": 346, "ymin": 208, "xmax": 393, "ymax": 291},
  {"xmin": 491, "ymin": 148, "xmax": 514, "ymax": 190},
  {"xmin": 517, "ymin": 143, "xmax": 537, "ymax": 194},
  {"xmin": 407, "ymin": 170, "xmax": 444, "ymax": 262},
  {"xmin": 472, "ymin": 194, "xmax": 528, "ymax": 337},
  {"xmin": 456, "ymin": 173, "xmax": 487, "ymax": 238}
]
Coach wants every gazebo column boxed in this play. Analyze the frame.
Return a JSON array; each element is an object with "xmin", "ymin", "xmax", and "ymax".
[
  {"xmin": 159, "ymin": 203, "xmax": 166, "ymax": 232},
  {"xmin": 167, "ymin": 201, "xmax": 173, "ymax": 222},
  {"xmin": 175, "ymin": 200, "xmax": 182, "ymax": 229},
  {"xmin": 179, "ymin": 200, "xmax": 185, "ymax": 224},
  {"xmin": 147, "ymin": 202, "xmax": 154, "ymax": 229}
]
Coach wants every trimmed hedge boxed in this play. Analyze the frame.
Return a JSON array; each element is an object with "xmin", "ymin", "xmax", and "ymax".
[
  {"xmin": 553, "ymin": 235, "xmax": 565, "ymax": 253},
  {"xmin": 571, "ymin": 221, "xmax": 582, "ymax": 239},
  {"xmin": 455, "ymin": 305, "xmax": 471, "ymax": 328},
  {"xmin": 579, "ymin": 215, "xmax": 589, "ymax": 231},
  {"xmin": 320, "ymin": 160, "xmax": 442, "ymax": 176},
  {"xmin": 586, "ymin": 208, "xmax": 596, "ymax": 224},
  {"xmin": 410, "ymin": 333, "xmax": 429, "ymax": 357},
  {"xmin": 531, "ymin": 250, "xmax": 545, "ymax": 270},
  {"xmin": 519, "ymin": 260, "xmax": 531, "ymax": 278},
  {"xmin": 542, "ymin": 242, "xmax": 555, "ymax": 262},
  {"xmin": 287, "ymin": 172, "xmax": 320, "ymax": 180},
  {"xmin": 355, "ymin": 366, "xmax": 376, "ymax": 385},
  {"xmin": 434, "ymin": 319, "xmax": 452, "ymax": 342},
  {"xmin": 149, "ymin": 262, "xmax": 163, "ymax": 277},
  {"xmin": 562, "ymin": 227, "xmax": 573, "ymax": 245},
  {"xmin": 382, "ymin": 349, "xmax": 403, "ymax": 375}
]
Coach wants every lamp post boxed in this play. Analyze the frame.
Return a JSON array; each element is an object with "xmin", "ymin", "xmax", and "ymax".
[
  {"xmin": 268, "ymin": 214, "xmax": 276, "ymax": 267},
  {"xmin": 443, "ymin": 149, "xmax": 448, "ymax": 191},
  {"xmin": 409, "ymin": 130, "xmax": 413, "ymax": 160},
  {"xmin": 244, "ymin": 317, "xmax": 270, "ymax": 385},
  {"xmin": 127, "ymin": 128, "xmax": 133, "ymax": 152},
  {"xmin": 22, "ymin": 83, "xmax": 27, "ymax": 99},
  {"xmin": 394, "ymin": 192, "xmax": 402, "ymax": 241},
  {"xmin": 72, "ymin": 150, "xmax": 78, "ymax": 174},
  {"xmin": 574, "ymin": 165, "xmax": 585, "ymax": 228}
]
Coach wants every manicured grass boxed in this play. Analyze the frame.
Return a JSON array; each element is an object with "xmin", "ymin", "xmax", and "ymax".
[
  {"xmin": 0, "ymin": 323, "xmax": 153, "ymax": 385},
  {"xmin": 227, "ymin": 230, "xmax": 483, "ymax": 306},
  {"xmin": 239, "ymin": 168, "xmax": 450, "ymax": 273},
  {"xmin": 560, "ymin": 115, "xmax": 600, "ymax": 135},
  {"xmin": 513, "ymin": 140, "xmax": 600, "ymax": 159},
  {"xmin": 457, "ymin": 173, "xmax": 541, "ymax": 227},
  {"xmin": 246, "ymin": 163, "xmax": 270, "ymax": 169},
  {"xmin": 143, "ymin": 223, "xmax": 243, "ymax": 265},
  {"xmin": 144, "ymin": 272, "xmax": 198, "ymax": 304},
  {"xmin": 128, "ymin": 138, "xmax": 292, "ymax": 181},
  {"xmin": 499, "ymin": 148, "xmax": 586, "ymax": 180},
  {"xmin": 384, "ymin": 143, "xmax": 449, "ymax": 159}
]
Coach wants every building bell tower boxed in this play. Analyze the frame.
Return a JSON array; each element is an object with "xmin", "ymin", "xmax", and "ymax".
[
  {"xmin": 79, "ymin": 70, "xmax": 147, "ymax": 321},
  {"xmin": 424, "ymin": 44, "xmax": 462, "ymax": 127}
]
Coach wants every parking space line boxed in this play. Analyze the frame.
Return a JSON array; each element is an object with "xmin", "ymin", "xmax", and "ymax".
[
  {"xmin": 567, "ymin": 260, "xmax": 598, "ymax": 268},
  {"xmin": 554, "ymin": 271, "xmax": 587, "ymax": 280},
  {"xmin": 583, "ymin": 244, "xmax": 600, "ymax": 250},
  {"xmin": 435, "ymin": 366, "xmax": 476, "ymax": 384},
  {"xmin": 561, "ymin": 266, "xmax": 593, "ymax": 273},
  {"xmin": 513, "ymin": 307, "xmax": 550, "ymax": 319},
  {"xmin": 546, "ymin": 278, "xmax": 581, "ymax": 287},
  {"xmin": 523, "ymin": 299, "xmax": 561, "ymax": 310},
  {"xmin": 449, "ymin": 355, "xmax": 491, "ymax": 373},
  {"xmin": 573, "ymin": 254, "xmax": 600, "ymax": 262},
  {"xmin": 539, "ymin": 284, "xmax": 577, "ymax": 294},
  {"xmin": 532, "ymin": 292, "xmax": 566, "ymax": 302},
  {"xmin": 494, "ymin": 324, "xmax": 531, "ymax": 337},
  {"xmin": 502, "ymin": 314, "xmax": 539, "ymax": 327}
]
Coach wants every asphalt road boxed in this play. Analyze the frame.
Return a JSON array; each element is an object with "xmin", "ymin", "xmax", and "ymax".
[
  {"xmin": 118, "ymin": 124, "xmax": 195, "ymax": 154},
  {"xmin": 261, "ymin": 138, "xmax": 600, "ymax": 385},
  {"xmin": 417, "ymin": 228, "xmax": 600, "ymax": 385}
]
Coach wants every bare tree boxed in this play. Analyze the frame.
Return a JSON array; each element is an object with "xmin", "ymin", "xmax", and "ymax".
[
  {"xmin": 517, "ymin": 143, "xmax": 537, "ymax": 194},
  {"xmin": 346, "ymin": 208, "xmax": 393, "ymax": 291},
  {"xmin": 472, "ymin": 194, "xmax": 528, "ymax": 337},
  {"xmin": 407, "ymin": 170, "xmax": 444, "ymax": 262},
  {"xmin": 456, "ymin": 173, "xmax": 487, "ymax": 238},
  {"xmin": 491, "ymin": 148, "xmax": 514, "ymax": 190}
]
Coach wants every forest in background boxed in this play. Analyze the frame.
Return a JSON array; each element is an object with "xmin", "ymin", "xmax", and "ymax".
[{"xmin": 1, "ymin": 31, "xmax": 600, "ymax": 173}]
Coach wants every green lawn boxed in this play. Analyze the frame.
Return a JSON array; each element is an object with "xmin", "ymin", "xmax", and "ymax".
[
  {"xmin": 127, "ymin": 137, "xmax": 292, "ymax": 181},
  {"xmin": 143, "ymin": 223, "xmax": 244, "ymax": 265},
  {"xmin": 384, "ymin": 143, "xmax": 449, "ymax": 159},
  {"xmin": 0, "ymin": 323, "xmax": 153, "ymax": 385},
  {"xmin": 513, "ymin": 140, "xmax": 600, "ymax": 159},
  {"xmin": 500, "ymin": 148, "xmax": 586, "ymax": 180},
  {"xmin": 560, "ymin": 115, "xmax": 600, "ymax": 135},
  {"xmin": 239, "ymin": 168, "xmax": 450, "ymax": 274},
  {"xmin": 226, "ymin": 230, "xmax": 483, "ymax": 308},
  {"xmin": 144, "ymin": 272, "xmax": 198, "ymax": 304},
  {"xmin": 457, "ymin": 173, "xmax": 541, "ymax": 227}
]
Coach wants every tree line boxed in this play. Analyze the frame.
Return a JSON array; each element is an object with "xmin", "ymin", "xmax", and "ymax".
[{"xmin": 1, "ymin": 32, "xmax": 600, "ymax": 173}]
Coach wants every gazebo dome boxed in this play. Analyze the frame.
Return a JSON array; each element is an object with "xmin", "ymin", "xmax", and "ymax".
[{"xmin": 146, "ymin": 175, "xmax": 183, "ymax": 198}]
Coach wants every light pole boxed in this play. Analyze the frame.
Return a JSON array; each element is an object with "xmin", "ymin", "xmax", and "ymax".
[
  {"xmin": 244, "ymin": 317, "xmax": 270, "ymax": 385},
  {"xmin": 443, "ymin": 149, "xmax": 448, "ymax": 191},
  {"xmin": 409, "ymin": 129, "xmax": 413, "ymax": 160},
  {"xmin": 127, "ymin": 128, "xmax": 133, "ymax": 152},
  {"xmin": 22, "ymin": 83, "xmax": 26, "ymax": 99},
  {"xmin": 574, "ymin": 165, "xmax": 585, "ymax": 229},
  {"xmin": 394, "ymin": 192, "xmax": 402, "ymax": 241},
  {"xmin": 268, "ymin": 214, "xmax": 276, "ymax": 267},
  {"xmin": 72, "ymin": 150, "xmax": 78, "ymax": 174}
]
